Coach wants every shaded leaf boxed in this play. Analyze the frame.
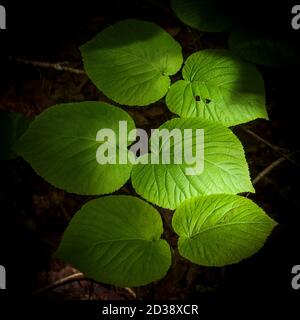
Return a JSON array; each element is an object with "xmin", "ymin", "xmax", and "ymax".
[
  {"xmin": 170, "ymin": 0, "xmax": 236, "ymax": 32},
  {"xmin": 0, "ymin": 111, "xmax": 31, "ymax": 160},
  {"xmin": 229, "ymin": 27, "xmax": 300, "ymax": 67}
]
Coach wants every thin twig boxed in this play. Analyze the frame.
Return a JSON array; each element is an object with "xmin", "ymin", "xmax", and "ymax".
[
  {"xmin": 246, "ymin": 153, "xmax": 295, "ymax": 197},
  {"xmin": 147, "ymin": 0, "xmax": 174, "ymax": 16},
  {"xmin": 124, "ymin": 287, "xmax": 137, "ymax": 299},
  {"xmin": 32, "ymin": 272, "xmax": 85, "ymax": 295},
  {"xmin": 32, "ymin": 272, "xmax": 137, "ymax": 299},
  {"xmin": 8, "ymin": 57, "xmax": 86, "ymax": 75},
  {"xmin": 240, "ymin": 127, "xmax": 300, "ymax": 167},
  {"xmin": 241, "ymin": 127, "xmax": 283, "ymax": 151},
  {"xmin": 252, "ymin": 156, "xmax": 288, "ymax": 185}
]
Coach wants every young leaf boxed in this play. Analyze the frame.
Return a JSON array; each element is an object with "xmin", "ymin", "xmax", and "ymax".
[
  {"xmin": 170, "ymin": 0, "xmax": 236, "ymax": 32},
  {"xmin": 131, "ymin": 118, "xmax": 254, "ymax": 209},
  {"xmin": 16, "ymin": 102, "xmax": 135, "ymax": 195},
  {"xmin": 166, "ymin": 49, "xmax": 268, "ymax": 127},
  {"xmin": 172, "ymin": 194, "xmax": 277, "ymax": 266},
  {"xmin": 55, "ymin": 195, "xmax": 172, "ymax": 287},
  {"xmin": 80, "ymin": 19, "xmax": 183, "ymax": 106},
  {"xmin": 229, "ymin": 27, "xmax": 300, "ymax": 67}
]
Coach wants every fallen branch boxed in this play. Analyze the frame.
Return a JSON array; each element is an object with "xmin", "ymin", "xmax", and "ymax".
[
  {"xmin": 246, "ymin": 152, "xmax": 296, "ymax": 197},
  {"xmin": 240, "ymin": 127, "xmax": 300, "ymax": 167},
  {"xmin": 147, "ymin": 0, "xmax": 173, "ymax": 15},
  {"xmin": 32, "ymin": 272, "xmax": 136, "ymax": 299},
  {"xmin": 8, "ymin": 57, "xmax": 86, "ymax": 75},
  {"xmin": 32, "ymin": 272, "xmax": 85, "ymax": 295},
  {"xmin": 252, "ymin": 156, "xmax": 289, "ymax": 186}
]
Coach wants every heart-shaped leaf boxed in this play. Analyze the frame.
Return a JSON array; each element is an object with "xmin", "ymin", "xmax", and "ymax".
[
  {"xmin": 229, "ymin": 27, "xmax": 300, "ymax": 67},
  {"xmin": 55, "ymin": 195, "xmax": 172, "ymax": 287},
  {"xmin": 81, "ymin": 19, "xmax": 183, "ymax": 106},
  {"xmin": 131, "ymin": 118, "xmax": 254, "ymax": 209},
  {"xmin": 166, "ymin": 49, "xmax": 267, "ymax": 126},
  {"xmin": 170, "ymin": 0, "xmax": 236, "ymax": 32},
  {"xmin": 16, "ymin": 102, "xmax": 135, "ymax": 195},
  {"xmin": 173, "ymin": 194, "xmax": 277, "ymax": 266}
]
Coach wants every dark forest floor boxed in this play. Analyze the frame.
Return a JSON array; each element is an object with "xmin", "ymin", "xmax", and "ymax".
[{"xmin": 0, "ymin": 0, "xmax": 300, "ymax": 302}]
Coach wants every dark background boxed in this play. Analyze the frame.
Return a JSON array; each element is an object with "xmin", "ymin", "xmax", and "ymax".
[{"xmin": 0, "ymin": 0, "xmax": 299, "ymax": 312}]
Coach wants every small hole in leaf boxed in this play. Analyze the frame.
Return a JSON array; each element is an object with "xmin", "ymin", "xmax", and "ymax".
[
  {"xmin": 205, "ymin": 98, "xmax": 211, "ymax": 104},
  {"xmin": 195, "ymin": 95, "xmax": 201, "ymax": 102},
  {"xmin": 135, "ymin": 149, "xmax": 141, "ymax": 157}
]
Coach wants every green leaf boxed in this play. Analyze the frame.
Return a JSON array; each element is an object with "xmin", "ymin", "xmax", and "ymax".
[
  {"xmin": 131, "ymin": 118, "xmax": 254, "ymax": 209},
  {"xmin": 0, "ymin": 112, "xmax": 31, "ymax": 160},
  {"xmin": 16, "ymin": 101, "xmax": 135, "ymax": 195},
  {"xmin": 55, "ymin": 195, "xmax": 172, "ymax": 287},
  {"xmin": 172, "ymin": 194, "xmax": 277, "ymax": 266},
  {"xmin": 80, "ymin": 19, "xmax": 183, "ymax": 106},
  {"xmin": 170, "ymin": 0, "xmax": 236, "ymax": 32},
  {"xmin": 229, "ymin": 28, "xmax": 300, "ymax": 67},
  {"xmin": 166, "ymin": 49, "xmax": 267, "ymax": 127}
]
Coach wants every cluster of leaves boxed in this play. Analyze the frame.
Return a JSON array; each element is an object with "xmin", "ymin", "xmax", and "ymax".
[
  {"xmin": 2, "ymin": 10, "xmax": 279, "ymax": 287},
  {"xmin": 170, "ymin": 0, "xmax": 300, "ymax": 67}
]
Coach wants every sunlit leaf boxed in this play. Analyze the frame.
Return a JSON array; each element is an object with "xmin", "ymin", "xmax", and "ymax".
[
  {"xmin": 16, "ymin": 102, "xmax": 135, "ymax": 195},
  {"xmin": 166, "ymin": 49, "xmax": 267, "ymax": 126},
  {"xmin": 81, "ymin": 19, "xmax": 183, "ymax": 106},
  {"xmin": 55, "ymin": 195, "xmax": 172, "ymax": 287},
  {"xmin": 131, "ymin": 118, "xmax": 254, "ymax": 209},
  {"xmin": 173, "ymin": 194, "xmax": 277, "ymax": 266}
]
